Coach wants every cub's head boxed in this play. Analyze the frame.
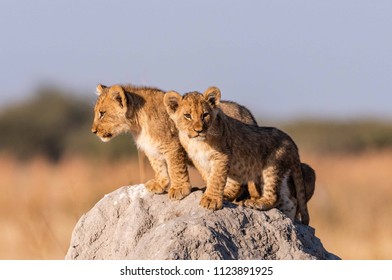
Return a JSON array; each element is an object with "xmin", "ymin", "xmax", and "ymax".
[
  {"xmin": 164, "ymin": 87, "xmax": 221, "ymax": 140},
  {"xmin": 91, "ymin": 84, "xmax": 130, "ymax": 142}
]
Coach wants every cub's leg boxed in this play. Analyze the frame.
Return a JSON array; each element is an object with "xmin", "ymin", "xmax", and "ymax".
[
  {"xmin": 247, "ymin": 181, "xmax": 262, "ymax": 199},
  {"xmin": 287, "ymin": 163, "xmax": 315, "ymax": 220},
  {"xmin": 275, "ymin": 174, "xmax": 297, "ymax": 221},
  {"xmin": 223, "ymin": 179, "xmax": 261, "ymax": 203},
  {"xmin": 144, "ymin": 155, "xmax": 170, "ymax": 194},
  {"xmin": 223, "ymin": 178, "xmax": 242, "ymax": 201},
  {"xmin": 244, "ymin": 166, "xmax": 282, "ymax": 210},
  {"xmin": 200, "ymin": 154, "xmax": 230, "ymax": 210},
  {"xmin": 277, "ymin": 197, "xmax": 297, "ymax": 221},
  {"xmin": 165, "ymin": 148, "xmax": 192, "ymax": 200}
]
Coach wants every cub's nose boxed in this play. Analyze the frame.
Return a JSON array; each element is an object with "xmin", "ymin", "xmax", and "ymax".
[
  {"xmin": 91, "ymin": 127, "xmax": 97, "ymax": 134},
  {"xmin": 194, "ymin": 127, "xmax": 203, "ymax": 133}
]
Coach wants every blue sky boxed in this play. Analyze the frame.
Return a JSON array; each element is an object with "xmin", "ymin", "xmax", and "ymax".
[{"xmin": 1, "ymin": 0, "xmax": 392, "ymax": 120}]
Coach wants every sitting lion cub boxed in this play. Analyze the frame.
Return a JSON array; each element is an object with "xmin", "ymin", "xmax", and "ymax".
[{"xmin": 164, "ymin": 87, "xmax": 310, "ymax": 225}]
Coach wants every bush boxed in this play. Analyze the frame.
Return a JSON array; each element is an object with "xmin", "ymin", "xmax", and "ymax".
[
  {"xmin": 0, "ymin": 87, "xmax": 137, "ymax": 161},
  {"xmin": 281, "ymin": 120, "xmax": 392, "ymax": 154}
]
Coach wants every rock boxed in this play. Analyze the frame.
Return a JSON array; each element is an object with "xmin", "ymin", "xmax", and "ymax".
[{"xmin": 65, "ymin": 185, "xmax": 339, "ymax": 260}]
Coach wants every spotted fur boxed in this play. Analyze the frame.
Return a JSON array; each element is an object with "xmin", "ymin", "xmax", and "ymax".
[{"xmin": 164, "ymin": 87, "xmax": 310, "ymax": 225}]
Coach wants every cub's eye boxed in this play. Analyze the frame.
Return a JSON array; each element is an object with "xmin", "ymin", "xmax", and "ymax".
[
  {"xmin": 99, "ymin": 111, "xmax": 105, "ymax": 119},
  {"xmin": 184, "ymin": 113, "xmax": 192, "ymax": 120},
  {"xmin": 202, "ymin": 112, "xmax": 209, "ymax": 119}
]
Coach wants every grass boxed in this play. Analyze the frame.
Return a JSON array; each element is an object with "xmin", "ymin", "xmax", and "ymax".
[
  {"xmin": 0, "ymin": 155, "xmax": 139, "ymax": 259},
  {"xmin": 303, "ymin": 150, "xmax": 392, "ymax": 259},
  {"xmin": 0, "ymin": 150, "xmax": 391, "ymax": 259}
]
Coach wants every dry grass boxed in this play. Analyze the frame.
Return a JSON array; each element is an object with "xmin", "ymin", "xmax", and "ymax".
[
  {"xmin": 303, "ymin": 150, "xmax": 392, "ymax": 259},
  {"xmin": 0, "ymin": 150, "xmax": 391, "ymax": 259}
]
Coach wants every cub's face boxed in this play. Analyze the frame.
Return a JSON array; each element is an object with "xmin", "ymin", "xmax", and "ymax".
[
  {"xmin": 164, "ymin": 87, "xmax": 221, "ymax": 140},
  {"xmin": 91, "ymin": 84, "xmax": 129, "ymax": 142}
]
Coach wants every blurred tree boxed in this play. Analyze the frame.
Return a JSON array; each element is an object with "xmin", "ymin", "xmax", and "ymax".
[
  {"xmin": 282, "ymin": 120, "xmax": 392, "ymax": 154},
  {"xmin": 0, "ymin": 86, "xmax": 137, "ymax": 161}
]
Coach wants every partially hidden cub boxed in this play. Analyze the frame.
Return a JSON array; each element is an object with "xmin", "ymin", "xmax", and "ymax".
[
  {"xmin": 221, "ymin": 103, "xmax": 315, "ymax": 222},
  {"xmin": 164, "ymin": 87, "xmax": 310, "ymax": 225}
]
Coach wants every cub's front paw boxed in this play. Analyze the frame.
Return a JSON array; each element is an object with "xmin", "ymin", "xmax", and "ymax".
[
  {"xmin": 233, "ymin": 200, "xmax": 245, "ymax": 206},
  {"xmin": 145, "ymin": 179, "xmax": 167, "ymax": 194},
  {"xmin": 168, "ymin": 184, "xmax": 191, "ymax": 200},
  {"xmin": 200, "ymin": 193, "xmax": 223, "ymax": 210}
]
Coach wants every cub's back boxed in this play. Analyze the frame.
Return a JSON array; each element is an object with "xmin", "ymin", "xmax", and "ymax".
[{"xmin": 220, "ymin": 100, "xmax": 257, "ymax": 126}]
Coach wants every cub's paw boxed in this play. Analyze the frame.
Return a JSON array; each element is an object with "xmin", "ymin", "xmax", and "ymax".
[
  {"xmin": 233, "ymin": 200, "xmax": 245, "ymax": 206},
  {"xmin": 168, "ymin": 184, "xmax": 191, "ymax": 200},
  {"xmin": 243, "ymin": 198, "xmax": 260, "ymax": 209},
  {"xmin": 243, "ymin": 198, "xmax": 273, "ymax": 211},
  {"xmin": 200, "ymin": 193, "xmax": 223, "ymax": 210},
  {"xmin": 145, "ymin": 179, "xmax": 167, "ymax": 194}
]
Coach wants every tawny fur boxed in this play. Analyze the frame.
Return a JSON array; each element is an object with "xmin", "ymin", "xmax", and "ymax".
[
  {"xmin": 91, "ymin": 84, "xmax": 191, "ymax": 199},
  {"xmin": 221, "ymin": 102, "xmax": 315, "ymax": 221},
  {"xmin": 164, "ymin": 87, "xmax": 310, "ymax": 225},
  {"xmin": 91, "ymin": 83, "xmax": 262, "ymax": 201}
]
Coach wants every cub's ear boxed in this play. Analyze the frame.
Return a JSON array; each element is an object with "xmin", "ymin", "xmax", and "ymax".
[
  {"xmin": 96, "ymin": 84, "xmax": 107, "ymax": 95},
  {"xmin": 109, "ymin": 85, "xmax": 127, "ymax": 109},
  {"xmin": 164, "ymin": 91, "xmax": 182, "ymax": 115},
  {"xmin": 203, "ymin": 86, "xmax": 221, "ymax": 108}
]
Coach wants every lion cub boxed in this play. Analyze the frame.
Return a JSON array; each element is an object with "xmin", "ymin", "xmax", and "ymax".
[
  {"xmin": 92, "ymin": 84, "xmax": 192, "ymax": 200},
  {"xmin": 164, "ymin": 87, "xmax": 310, "ymax": 225}
]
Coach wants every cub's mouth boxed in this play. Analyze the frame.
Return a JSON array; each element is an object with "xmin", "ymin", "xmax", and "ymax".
[
  {"xmin": 189, "ymin": 132, "xmax": 207, "ymax": 141},
  {"xmin": 99, "ymin": 132, "xmax": 113, "ymax": 142}
]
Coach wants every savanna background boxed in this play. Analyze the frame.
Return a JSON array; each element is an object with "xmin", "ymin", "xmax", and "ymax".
[{"xmin": 1, "ymin": 1, "xmax": 392, "ymax": 260}]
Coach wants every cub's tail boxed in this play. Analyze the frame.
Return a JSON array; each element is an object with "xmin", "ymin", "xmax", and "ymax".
[{"xmin": 292, "ymin": 163, "xmax": 310, "ymax": 225}]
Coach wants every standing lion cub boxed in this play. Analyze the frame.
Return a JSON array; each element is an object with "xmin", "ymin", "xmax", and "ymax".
[
  {"xmin": 164, "ymin": 87, "xmax": 310, "ymax": 225},
  {"xmin": 91, "ymin": 84, "xmax": 192, "ymax": 200}
]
